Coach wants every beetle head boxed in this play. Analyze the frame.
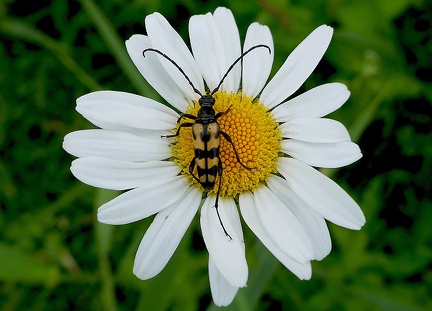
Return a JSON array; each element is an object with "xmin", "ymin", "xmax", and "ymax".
[{"xmin": 199, "ymin": 94, "xmax": 215, "ymax": 107}]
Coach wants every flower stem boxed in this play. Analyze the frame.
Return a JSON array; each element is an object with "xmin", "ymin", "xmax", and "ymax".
[
  {"xmin": 349, "ymin": 82, "xmax": 392, "ymax": 143},
  {"xmin": 94, "ymin": 189, "xmax": 120, "ymax": 311}
]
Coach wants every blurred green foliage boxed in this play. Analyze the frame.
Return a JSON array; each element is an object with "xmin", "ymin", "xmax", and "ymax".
[{"xmin": 0, "ymin": 0, "xmax": 431, "ymax": 310}]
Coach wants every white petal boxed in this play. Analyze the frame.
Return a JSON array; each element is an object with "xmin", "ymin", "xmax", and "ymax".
[
  {"xmin": 97, "ymin": 175, "xmax": 189, "ymax": 225},
  {"xmin": 133, "ymin": 187, "xmax": 201, "ymax": 279},
  {"xmin": 281, "ymin": 140, "xmax": 362, "ymax": 168},
  {"xmin": 63, "ymin": 129, "xmax": 171, "ymax": 161},
  {"xmin": 253, "ymin": 187, "xmax": 315, "ymax": 262},
  {"xmin": 126, "ymin": 35, "xmax": 190, "ymax": 111},
  {"xmin": 82, "ymin": 115, "xmax": 170, "ymax": 137},
  {"xmin": 267, "ymin": 175, "xmax": 331, "ymax": 260},
  {"xmin": 189, "ymin": 8, "xmax": 242, "ymax": 94},
  {"xmin": 200, "ymin": 196, "xmax": 248, "ymax": 287},
  {"xmin": 213, "ymin": 7, "xmax": 241, "ymax": 92},
  {"xmin": 277, "ymin": 157, "xmax": 366, "ymax": 229},
  {"xmin": 260, "ymin": 25, "xmax": 333, "ymax": 109},
  {"xmin": 189, "ymin": 13, "xmax": 227, "ymax": 92},
  {"xmin": 239, "ymin": 192, "xmax": 312, "ymax": 279},
  {"xmin": 145, "ymin": 13, "xmax": 204, "ymax": 99},
  {"xmin": 77, "ymin": 108, "xmax": 172, "ymax": 137},
  {"xmin": 242, "ymin": 23, "xmax": 274, "ymax": 98},
  {"xmin": 70, "ymin": 157, "xmax": 180, "ymax": 190},
  {"xmin": 76, "ymin": 91, "xmax": 178, "ymax": 130},
  {"xmin": 271, "ymin": 83, "xmax": 350, "ymax": 121},
  {"xmin": 279, "ymin": 118, "xmax": 351, "ymax": 143},
  {"xmin": 209, "ymin": 257, "xmax": 239, "ymax": 307}
]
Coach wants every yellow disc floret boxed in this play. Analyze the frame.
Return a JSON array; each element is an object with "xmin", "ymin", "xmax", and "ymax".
[{"xmin": 172, "ymin": 91, "xmax": 280, "ymax": 197}]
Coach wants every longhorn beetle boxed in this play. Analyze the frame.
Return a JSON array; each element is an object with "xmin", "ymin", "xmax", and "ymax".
[{"xmin": 143, "ymin": 44, "xmax": 271, "ymax": 239}]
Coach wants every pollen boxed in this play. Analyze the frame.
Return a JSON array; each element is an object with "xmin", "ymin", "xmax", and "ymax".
[{"xmin": 172, "ymin": 92, "xmax": 281, "ymax": 197}]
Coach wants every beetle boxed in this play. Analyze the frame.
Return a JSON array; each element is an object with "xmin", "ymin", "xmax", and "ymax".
[{"xmin": 143, "ymin": 44, "xmax": 271, "ymax": 239}]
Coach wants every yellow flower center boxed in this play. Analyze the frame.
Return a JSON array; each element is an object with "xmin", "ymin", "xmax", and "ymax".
[{"xmin": 172, "ymin": 92, "xmax": 280, "ymax": 197}]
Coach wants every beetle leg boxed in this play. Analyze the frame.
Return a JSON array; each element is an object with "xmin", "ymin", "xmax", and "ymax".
[
  {"xmin": 188, "ymin": 156, "xmax": 202, "ymax": 184},
  {"xmin": 177, "ymin": 113, "xmax": 197, "ymax": 123},
  {"xmin": 214, "ymin": 159, "xmax": 232, "ymax": 240},
  {"xmin": 215, "ymin": 106, "xmax": 232, "ymax": 119},
  {"xmin": 220, "ymin": 131, "xmax": 252, "ymax": 170},
  {"xmin": 161, "ymin": 122, "xmax": 193, "ymax": 138}
]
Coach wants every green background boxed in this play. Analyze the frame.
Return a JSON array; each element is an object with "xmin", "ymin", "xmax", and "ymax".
[{"xmin": 1, "ymin": 0, "xmax": 431, "ymax": 310}]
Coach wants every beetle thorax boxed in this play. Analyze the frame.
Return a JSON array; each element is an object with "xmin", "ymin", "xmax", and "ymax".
[
  {"xmin": 197, "ymin": 106, "xmax": 216, "ymax": 122},
  {"xmin": 196, "ymin": 94, "xmax": 216, "ymax": 122}
]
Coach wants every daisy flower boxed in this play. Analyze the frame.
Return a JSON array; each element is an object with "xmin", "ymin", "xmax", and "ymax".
[{"xmin": 63, "ymin": 7, "xmax": 365, "ymax": 306}]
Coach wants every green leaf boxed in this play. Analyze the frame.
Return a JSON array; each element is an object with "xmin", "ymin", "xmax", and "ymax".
[
  {"xmin": 0, "ymin": 243, "xmax": 59, "ymax": 284},
  {"xmin": 80, "ymin": 0, "xmax": 159, "ymax": 99},
  {"xmin": 0, "ymin": 18, "xmax": 101, "ymax": 91}
]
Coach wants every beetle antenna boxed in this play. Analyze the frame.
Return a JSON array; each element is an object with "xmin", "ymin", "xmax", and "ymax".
[
  {"xmin": 210, "ymin": 44, "xmax": 271, "ymax": 95},
  {"xmin": 143, "ymin": 48, "xmax": 203, "ymax": 97}
]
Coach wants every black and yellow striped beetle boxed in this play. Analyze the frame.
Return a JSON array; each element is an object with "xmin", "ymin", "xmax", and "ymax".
[{"xmin": 143, "ymin": 44, "xmax": 271, "ymax": 239}]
